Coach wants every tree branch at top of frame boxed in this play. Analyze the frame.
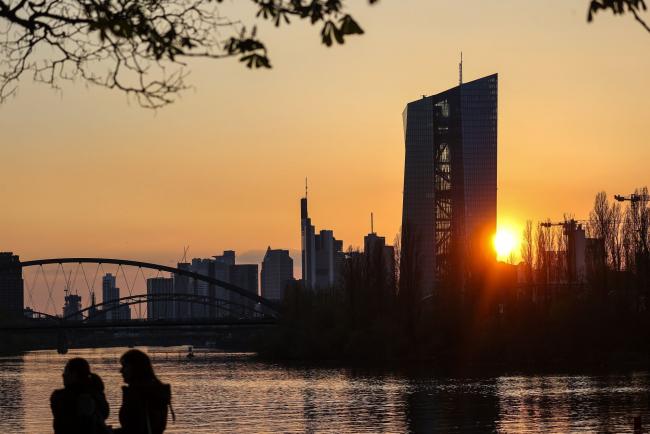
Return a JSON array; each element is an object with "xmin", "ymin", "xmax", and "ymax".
[
  {"xmin": 0, "ymin": 0, "xmax": 377, "ymax": 108},
  {"xmin": 0, "ymin": 1, "xmax": 647, "ymax": 109}
]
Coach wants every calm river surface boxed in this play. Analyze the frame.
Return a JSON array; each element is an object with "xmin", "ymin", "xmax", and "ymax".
[{"xmin": 0, "ymin": 347, "xmax": 649, "ymax": 433}]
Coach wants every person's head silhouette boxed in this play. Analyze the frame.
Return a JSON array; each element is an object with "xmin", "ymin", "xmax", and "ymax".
[
  {"xmin": 62, "ymin": 357, "xmax": 91, "ymax": 388},
  {"xmin": 119, "ymin": 349, "xmax": 159, "ymax": 385}
]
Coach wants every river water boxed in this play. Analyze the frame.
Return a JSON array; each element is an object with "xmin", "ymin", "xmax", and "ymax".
[{"xmin": 0, "ymin": 347, "xmax": 649, "ymax": 433}]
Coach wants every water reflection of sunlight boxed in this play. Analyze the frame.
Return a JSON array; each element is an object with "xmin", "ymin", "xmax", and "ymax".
[{"xmin": 2, "ymin": 349, "xmax": 650, "ymax": 433}]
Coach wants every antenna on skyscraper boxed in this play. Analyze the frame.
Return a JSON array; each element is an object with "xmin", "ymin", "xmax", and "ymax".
[
  {"xmin": 459, "ymin": 51, "xmax": 463, "ymax": 86},
  {"xmin": 371, "ymin": 212, "xmax": 374, "ymax": 234},
  {"xmin": 305, "ymin": 177, "xmax": 308, "ymax": 198}
]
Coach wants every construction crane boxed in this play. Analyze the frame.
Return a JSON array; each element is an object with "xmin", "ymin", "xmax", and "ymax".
[
  {"xmin": 540, "ymin": 218, "xmax": 586, "ymax": 231},
  {"xmin": 615, "ymin": 192, "xmax": 650, "ymax": 257},
  {"xmin": 614, "ymin": 193, "xmax": 650, "ymax": 204},
  {"xmin": 178, "ymin": 245, "xmax": 190, "ymax": 264},
  {"xmin": 540, "ymin": 219, "xmax": 587, "ymax": 283}
]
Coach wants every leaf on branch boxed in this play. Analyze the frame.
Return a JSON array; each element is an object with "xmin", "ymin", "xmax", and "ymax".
[
  {"xmin": 256, "ymin": 2, "xmax": 278, "ymax": 20},
  {"xmin": 321, "ymin": 20, "xmax": 341, "ymax": 46},
  {"xmin": 274, "ymin": 10, "xmax": 292, "ymax": 27},
  {"xmin": 339, "ymin": 14, "xmax": 364, "ymax": 36},
  {"xmin": 240, "ymin": 53, "xmax": 272, "ymax": 69},
  {"xmin": 587, "ymin": 0, "xmax": 649, "ymax": 30},
  {"xmin": 325, "ymin": 0, "xmax": 344, "ymax": 13}
]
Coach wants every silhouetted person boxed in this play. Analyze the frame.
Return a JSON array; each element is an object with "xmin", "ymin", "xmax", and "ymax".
[
  {"xmin": 114, "ymin": 349, "xmax": 173, "ymax": 434},
  {"xmin": 50, "ymin": 357, "xmax": 110, "ymax": 434}
]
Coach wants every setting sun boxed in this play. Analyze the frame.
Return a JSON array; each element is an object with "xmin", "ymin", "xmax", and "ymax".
[{"xmin": 494, "ymin": 228, "xmax": 517, "ymax": 261}]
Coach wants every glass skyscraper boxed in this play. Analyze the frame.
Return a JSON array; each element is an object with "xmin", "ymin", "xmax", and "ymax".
[{"xmin": 401, "ymin": 74, "xmax": 497, "ymax": 298}]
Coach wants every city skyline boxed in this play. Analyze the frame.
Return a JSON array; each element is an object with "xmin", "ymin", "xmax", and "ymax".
[
  {"xmin": 1, "ymin": 1, "xmax": 648, "ymax": 271},
  {"xmin": 1, "ymin": 3, "xmax": 649, "ymax": 432}
]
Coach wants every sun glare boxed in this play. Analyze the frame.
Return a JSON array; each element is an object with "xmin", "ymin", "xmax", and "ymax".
[{"xmin": 493, "ymin": 228, "xmax": 517, "ymax": 261}]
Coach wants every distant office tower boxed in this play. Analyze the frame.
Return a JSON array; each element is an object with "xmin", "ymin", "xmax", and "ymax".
[
  {"xmin": 175, "ymin": 251, "xmax": 259, "ymax": 319},
  {"xmin": 189, "ymin": 258, "xmax": 219, "ymax": 318},
  {"xmin": 0, "ymin": 252, "xmax": 24, "ymax": 318},
  {"xmin": 364, "ymin": 232, "xmax": 396, "ymax": 282},
  {"xmin": 230, "ymin": 263, "xmax": 259, "ymax": 317},
  {"xmin": 261, "ymin": 247, "xmax": 293, "ymax": 301},
  {"xmin": 88, "ymin": 293, "xmax": 99, "ymax": 321},
  {"xmin": 146, "ymin": 277, "xmax": 174, "ymax": 320},
  {"xmin": 63, "ymin": 293, "xmax": 82, "ymax": 320},
  {"xmin": 195, "ymin": 251, "xmax": 245, "ymax": 318},
  {"xmin": 314, "ymin": 230, "xmax": 344, "ymax": 288},
  {"xmin": 115, "ymin": 304, "xmax": 131, "ymax": 321},
  {"xmin": 174, "ymin": 262, "xmax": 191, "ymax": 319},
  {"xmin": 300, "ymin": 193, "xmax": 344, "ymax": 289},
  {"xmin": 211, "ymin": 251, "xmax": 237, "ymax": 318},
  {"xmin": 215, "ymin": 250, "xmax": 236, "ymax": 266},
  {"xmin": 541, "ymin": 220, "xmax": 587, "ymax": 285},
  {"xmin": 301, "ymin": 194, "xmax": 316, "ymax": 287},
  {"xmin": 230, "ymin": 264, "xmax": 258, "ymax": 291},
  {"xmin": 102, "ymin": 273, "xmax": 119, "ymax": 320},
  {"xmin": 401, "ymin": 73, "xmax": 497, "ymax": 298}
]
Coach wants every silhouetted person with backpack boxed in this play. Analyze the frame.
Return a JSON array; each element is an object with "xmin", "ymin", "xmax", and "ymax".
[
  {"xmin": 50, "ymin": 357, "xmax": 110, "ymax": 434},
  {"xmin": 114, "ymin": 349, "xmax": 173, "ymax": 434}
]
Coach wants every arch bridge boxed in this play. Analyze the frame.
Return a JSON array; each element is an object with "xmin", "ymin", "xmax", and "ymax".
[{"xmin": 3, "ymin": 257, "xmax": 280, "ymax": 322}]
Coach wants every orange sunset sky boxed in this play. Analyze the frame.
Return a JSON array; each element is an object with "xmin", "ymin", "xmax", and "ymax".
[{"xmin": 1, "ymin": 0, "xmax": 649, "ymax": 268}]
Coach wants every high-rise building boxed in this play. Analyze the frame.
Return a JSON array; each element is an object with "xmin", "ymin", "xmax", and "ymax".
[
  {"xmin": 146, "ymin": 277, "xmax": 174, "ymax": 320},
  {"xmin": 115, "ymin": 304, "xmax": 131, "ymax": 321},
  {"xmin": 301, "ymin": 194, "xmax": 316, "ymax": 287},
  {"xmin": 211, "ymin": 251, "xmax": 236, "ymax": 317},
  {"xmin": 230, "ymin": 263, "xmax": 259, "ymax": 317},
  {"xmin": 100, "ymin": 273, "xmax": 130, "ymax": 320},
  {"xmin": 174, "ymin": 251, "xmax": 259, "ymax": 319},
  {"xmin": 63, "ymin": 293, "xmax": 82, "ymax": 320},
  {"xmin": 261, "ymin": 247, "xmax": 293, "ymax": 301},
  {"xmin": 189, "ymin": 258, "xmax": 215, "ymax": 318},
  {"xmin": 88, "ymin": 293, "xmax": 99, "ymax": 321},
  {"xmin": 314, "ymin": 230, "xmax": 344, "ymax": 289},
  {"xmin": 188, "ymin": 251, "xmax": 245, "ymax": 318},
  {"xmin": 102, "ymin": 273, "xmax": 119, "ymax": 320},
  {"xmin": 0, "ymin": 252, "xmax": 24, "ymax": 318},
  {"xmin": 401, "ymin": 73, "xmax": 497, "ymax": 298},
  {"xmin": 300, "ymin": 192, "xmax": 344, "ymax": 289},
  {"xmin": 364, "ymin": 232, "xmax": 396, "ymax": 283},
  {"xmin": 174, "ymin": 262, "xmax": 191, "ymax": 319}
]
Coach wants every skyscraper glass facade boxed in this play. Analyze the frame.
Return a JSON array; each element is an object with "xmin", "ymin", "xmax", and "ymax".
[{"xmin": 401, "ymin": 74, "xmax": 497, "ymax": 298}]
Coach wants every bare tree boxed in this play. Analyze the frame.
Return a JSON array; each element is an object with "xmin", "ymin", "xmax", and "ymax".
[
  {"xmin": 549, "ymin": 223, "xmax": 563, "ymax": 284},
  {"xmin": 589, "ymin": 192, "xmax": 613, "ymax": 265},
  {"xmin": 535, "ymin": 221, "xmax": 548, "ymax": 285},
  {"xmin": 623, "ymin": 207, "xmax": 637, "ymax": 271},
  {"xmin": 0, "ymin": 0, "xmax": 374, "ymax": 108},
  {"xmin": 521, "ymin": 220, "xmax": 534, "ymax": 284},
  {"xmin": 629, "ymin": 187, "xmax": 650, "ymax": 268},
  {"xmin": 609, "ymin": 201, "xmax": 624, "ymax": 272}
]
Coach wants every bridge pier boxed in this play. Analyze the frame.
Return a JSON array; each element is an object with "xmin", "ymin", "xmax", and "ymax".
[{"xmin": 56, "ymin": 329, "xmax": 69, "ymax": 354}]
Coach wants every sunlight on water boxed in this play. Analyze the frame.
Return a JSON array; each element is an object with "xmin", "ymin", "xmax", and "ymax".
[{"xmin": 0, "ymin": 347, "xmax": 649, "ymax": 433}]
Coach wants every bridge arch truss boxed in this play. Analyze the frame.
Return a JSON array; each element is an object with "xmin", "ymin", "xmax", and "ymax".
[{"xmin": 9, "ymin": 258, "xmax": 279, "ymax": 319}]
